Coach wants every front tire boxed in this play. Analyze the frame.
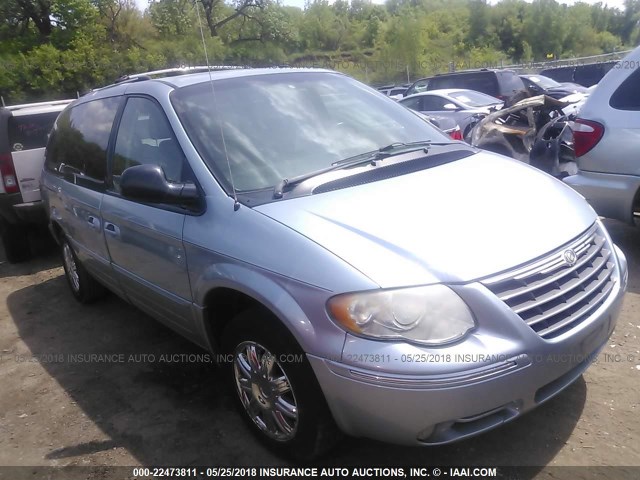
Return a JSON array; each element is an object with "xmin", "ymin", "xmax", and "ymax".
[
  {"xmin": 61, "ymin": 237, "xmax": 106, "ymax": 303},
  {"xmin": 222, "ymin": 308, "xmax": 340, "ymax": 460}
]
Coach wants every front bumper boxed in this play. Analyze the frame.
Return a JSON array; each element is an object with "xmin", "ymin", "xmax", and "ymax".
[
  {"xmin": 309, "ymin": 246, "xmax": 627, "ymax": 446},
  {"xmin": 563, "ymin": 170, "xmax": 640, "ymax": 225}
]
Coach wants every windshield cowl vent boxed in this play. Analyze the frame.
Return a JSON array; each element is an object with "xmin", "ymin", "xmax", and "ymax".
[{"xmin": 312, "ymin": 149, "xmax": 474, "ymax": 195}]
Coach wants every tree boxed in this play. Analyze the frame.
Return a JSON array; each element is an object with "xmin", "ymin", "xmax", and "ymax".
[
  {"xmin": 467, "ymin": 0, "xmax": 489, "ymax": 47},
  {"xmin": 93, "ymin": 0, "xmax": 153, "ymax": 47},
  {"xmin": 15, "ymin": 0, "xmax": 54, "ymax": 36},
  {"xmin": 197, "ymin": 0, "xmax": 266, "ymax": 37},
  {"xmin": 149, "ymin": 0, "xmax": 193, "ymax": 37}
]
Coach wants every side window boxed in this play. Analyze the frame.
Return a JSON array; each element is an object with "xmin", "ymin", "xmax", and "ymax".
[
  {"xmin": 428, "ymin": 77, "xmax": 448, "ymax": 90},
  {"xmin": 45, "ymin": 97, "xmax": 120, "ymax": 186},
  {"xmin": 112, "ymin": 97, "xmax": 186, "ymax": 191},
  {"xmin": 422, "ymin": 96, "xmax": 449, "ymax": 111},
  {"xmin": 400, "ymin": 97, "xmax": 423, "ymax": 111},
  {"xmin": 609, "ymin": 67, "xmax": 640, "ymax": 111}
]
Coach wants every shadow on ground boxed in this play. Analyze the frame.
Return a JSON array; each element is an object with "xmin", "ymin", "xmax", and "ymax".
[
  {"xmin": 603, "ymin": 219, "xmax": 640, "ymax": 295},
  {"xmin": 0, "ymin": 228, "xmax": 59, "ymax": 279},
  {"xmin": 8, "ymin": 273, "xmax": 587, "ymax": 474}
]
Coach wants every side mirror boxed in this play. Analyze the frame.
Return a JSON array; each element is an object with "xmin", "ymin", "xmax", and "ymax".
[
  {"xmin": 443, "ymin": 103, "xmax": 460, "ymax": 111},
  {"xmin": 120, "ymin": 164, "xmax": 199, "ymax": 206}
]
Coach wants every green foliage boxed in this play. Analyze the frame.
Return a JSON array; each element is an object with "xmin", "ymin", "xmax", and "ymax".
[{"xmin": 1, "ymin": 0, "xmax": 640, "ymax": 102}]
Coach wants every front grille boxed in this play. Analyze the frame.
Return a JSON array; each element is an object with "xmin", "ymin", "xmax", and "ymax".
[{"xmin": 482, "ymin": 223, "xmax": 616, "ymax": 339}]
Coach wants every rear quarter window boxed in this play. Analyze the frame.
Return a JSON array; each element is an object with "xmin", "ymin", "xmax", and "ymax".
[
  {"xmin": 8, "ymin": 111, "xmax": 61, "ymax": 152},
  {"xmin": 46, "ymin": 97, "xmax": 120, "ymax": 184},
  {"xmin": 609, "ymin": 67, "xmax": 640, "ymax": 111}
]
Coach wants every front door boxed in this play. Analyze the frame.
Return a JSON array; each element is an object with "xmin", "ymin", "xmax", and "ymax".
[{"xmin": 100, "ymin": 96, "xmax": 195, "ymax": 335}]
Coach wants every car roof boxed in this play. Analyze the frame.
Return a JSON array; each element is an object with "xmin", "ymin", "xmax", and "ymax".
[
  {"xmin": 2, "ymin": 99, "xmax": 74, "ymax": 116},
  {"xmin": 401, "ymin": 89, "xmax": 469, "ymax": 100},
  {"xmin": 424, "ymin": 88, "xmax": 468, "ymax": 96},
  {"xmin": 80, "ymin": 68, "xmax": 342, "ymax": 105},
  {"xmin": 434, "ymin": 68, "xmax": 516, "ymax": 76},
  {"xmin": 520, "ymin": 74, "xmax": 550, "ymax": 80},
  {"xmin": 100, "ymin": 67, "xmax": 338, "ymax": 91},
  {"xmin": 164, "ymin": 67, "xmax": 339, "ymax": 88}
]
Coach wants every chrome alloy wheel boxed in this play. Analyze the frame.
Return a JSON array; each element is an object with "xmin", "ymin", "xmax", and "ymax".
[
  {"xmin": 63, "ymin": 242, "xmax": 80, "ymax": 292},
  {"xmin": 233, "ymin": 341, "xmax": 299, "ymax": 441}
]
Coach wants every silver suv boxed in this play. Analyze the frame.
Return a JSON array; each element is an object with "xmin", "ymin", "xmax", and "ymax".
[
  {"xmin": 564, "ymin": 46, "xmax": 640, "ymax": 226},
  {"xmin": 0, "ymin": 99, "xmax": 72, "ymax": 262},
  {"xmin": 41, "ymin": 68, "xmax": 627, "ymax": 459}
]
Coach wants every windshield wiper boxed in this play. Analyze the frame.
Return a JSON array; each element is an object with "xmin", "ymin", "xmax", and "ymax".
[
  {"xmin": 273, "ymin": 156, "xmax": 375, "ymax": 199},
  {"xmin": 375, "ymin": 140, "xmax": 434, "ymax": 157},
  {"xmin": 272, "ymin": 140, "xmax": 443, "ymax": 199}
]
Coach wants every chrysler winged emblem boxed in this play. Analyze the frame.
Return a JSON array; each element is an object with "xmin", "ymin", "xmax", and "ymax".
[{"xmin": 563, "ymin": 249, "xmax": 577, "ymax": 267}]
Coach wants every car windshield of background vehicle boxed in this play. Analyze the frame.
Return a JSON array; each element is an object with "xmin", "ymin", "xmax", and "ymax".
[
  {"xmin": 449, "ymin": 90, "xmax": 502, "ymax": 107},
  {"xmin": 171, "ymin": 72, "xmax": 448, "ymax": 192},
  {"xmin": 528, "ymin": 75, "xmax": 562, "ymax": 89}
]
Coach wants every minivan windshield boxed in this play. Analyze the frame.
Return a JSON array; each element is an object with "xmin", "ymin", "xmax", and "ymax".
[{"xmin": 171, "ymin": 72, "xmax": 448, "ymax": 192}]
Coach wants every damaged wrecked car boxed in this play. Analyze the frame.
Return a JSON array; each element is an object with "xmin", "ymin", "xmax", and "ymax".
[{"xmin": 469, "ymin": 94, "xmax": 580, "ymax": 177}]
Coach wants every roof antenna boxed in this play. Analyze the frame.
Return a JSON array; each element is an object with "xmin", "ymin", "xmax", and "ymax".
[{"xmin": 195, "ymin": 1, "xmax": 240, "ymax": 211}]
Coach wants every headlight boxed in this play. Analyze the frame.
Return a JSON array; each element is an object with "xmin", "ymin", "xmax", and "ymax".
[{"xmin": 326, "ymin": 285, "xmax": 475, "ymax": 345}]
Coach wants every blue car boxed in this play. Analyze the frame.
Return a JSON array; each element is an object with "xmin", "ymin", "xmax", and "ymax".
[{"xmin": 41, "ymin": 68, "xmax": 627, "ymax": 459}]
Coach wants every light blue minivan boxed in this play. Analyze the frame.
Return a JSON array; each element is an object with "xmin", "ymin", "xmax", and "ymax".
[{"xmin": 41, "ymin": 68, "xmax": 627, "ymax": 459}]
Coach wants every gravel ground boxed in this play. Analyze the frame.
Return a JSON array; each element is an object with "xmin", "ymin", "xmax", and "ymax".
[{"xmin": 0, "ymin": 219, "xmax": 638, "ymax": 479}]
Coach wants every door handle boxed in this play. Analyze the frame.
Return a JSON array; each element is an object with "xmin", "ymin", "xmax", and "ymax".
[
  {"xmin": 87, "ymin": 216, "xmax": 100, "ymax": 230},
  {"xmin": 104, "ymin": 222, "xmax": 120, "ymax": 236}
]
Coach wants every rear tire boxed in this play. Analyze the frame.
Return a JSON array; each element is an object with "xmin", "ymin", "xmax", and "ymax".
[
  {"xmin": 221, "ymin": 308, "xmax": 340, "ymax": 460},
  {"xmin": 0, "ymin": 221, "xmax": 31, "ymax": 263},
  {"xmin": 61, "ymin": 236, "xmax": 106, "ymax": 303}
]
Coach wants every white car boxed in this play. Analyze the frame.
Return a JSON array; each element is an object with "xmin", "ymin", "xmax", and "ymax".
[
  {"xmin": 560, "ymin": 85, "xmax": 597, "ymax": 116},
  {"xmin": 0, "ymin": 99, "xmax": 72, "ymax": 262},
  {"xmin": 564, "ymin": 46, "xmax": 640, "ymax": 226}
]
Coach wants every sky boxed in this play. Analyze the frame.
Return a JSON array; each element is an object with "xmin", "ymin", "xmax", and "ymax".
[{"xmin": 134, "ymin": 0, "xmax": 629, "ymax": 14}]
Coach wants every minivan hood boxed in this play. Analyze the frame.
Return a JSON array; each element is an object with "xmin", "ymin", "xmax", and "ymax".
[{"xmin": 256, "ymin": 152, "xmax": 596, "ymax": 288}]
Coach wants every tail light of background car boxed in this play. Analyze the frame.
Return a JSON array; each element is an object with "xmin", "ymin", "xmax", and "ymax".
[
  {"xmin": 0, "ymin": 153, "xmax": 19, "ymax": 194},
  {"xmin": 572, "ymin": 118, "xmax": 605, "ymax": 157},
  {"xmin": 448, "ymin": 126, "xmax": 464, "ymax": 141}
]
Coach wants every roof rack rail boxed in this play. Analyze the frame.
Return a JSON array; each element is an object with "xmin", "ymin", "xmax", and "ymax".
[
  {"xmin": 116, "ymin": 65, "xmax": 247, "ymax": 82},
  {"xmin": 114, "ymin": 75, "xmax": 152, "ymax": 85},
  {"xmin": 93, "ymin": 65, "xmax": 249, "ymax": 93},
  {"xmin": 2, "ymin": 99, "xmax": 74, "ymax": 111}
]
